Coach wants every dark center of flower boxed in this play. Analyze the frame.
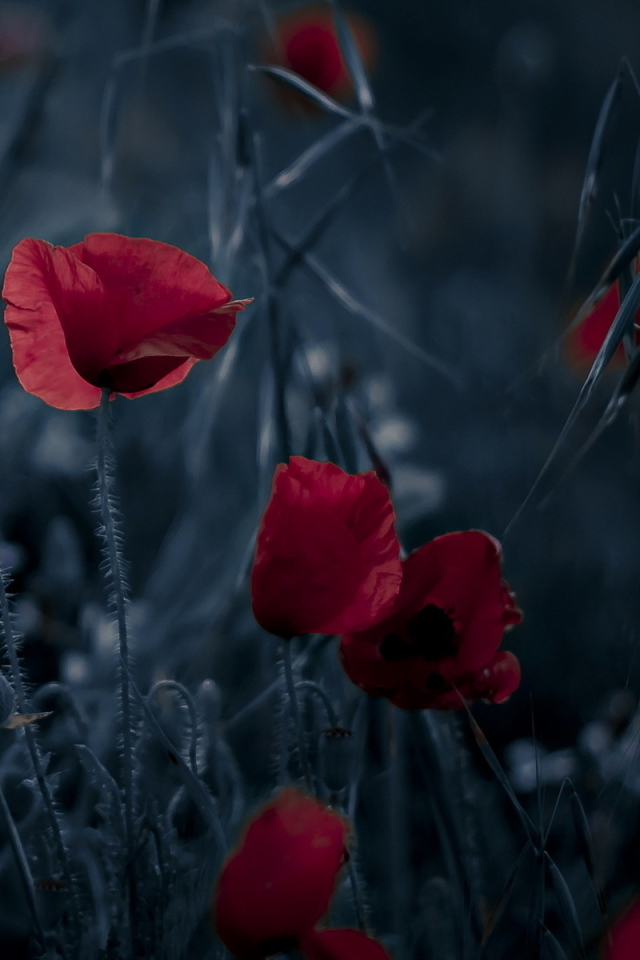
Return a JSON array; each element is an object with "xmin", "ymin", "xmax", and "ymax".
[
  {"xmin": 406, "ymin": 604, "xmax": 457, "ymax": 660},
  {"xmin": 379, "ymin": 604, "xmax": 458, "ymax": 665},
  {"xmin": 425, "ymin": 672, "xmax": 447, "ymax": 691},
  {"xmin": 379, "ymin": 632, "xmax": 414, "ymax": 661}
]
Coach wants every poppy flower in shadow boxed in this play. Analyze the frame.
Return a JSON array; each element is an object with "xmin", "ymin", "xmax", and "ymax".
[
  {"xmin": 565, "ymin": 280, "xmax": 640, "ymax": 370},
  {"xmin": 251, "ymin": 456, "xmax": 402, "ymax": 638},
  {"xmin": 213, "ymin": 788, "xmax": 347, "ymax": 960},
  {"xmin": 263, "ymin": 3, "xmax": 375, "ymax": 108},
  {"xmin": 606, "ymin": 898, "xmax": 640, "ymax": 960},
  {"xmin": 0, "ymin": 6, "xmax": 49, "ymax": 72},
  {"xmin": 339, "ymin": 530, "xmax": 522, "ymax": 710},
  {"xmin": 2, "ymin": 233, "xmax": 251, "ymax": 410},
  {"xmin": 302, "ymin": 928, "xmax": 393, "ymax": 960}
]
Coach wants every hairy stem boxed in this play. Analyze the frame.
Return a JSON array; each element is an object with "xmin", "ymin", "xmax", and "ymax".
[
  {"xmin": 281, "ymin": 640, "xmax": 313, "ymax": 792},
  {"xmin": 0, "ymin": 781, "xmax": 48, "ymax": 954},
  {"xmin": 0, "ymin": 568, "xmax": 80, "ymax": 947},
  {"xmin": 96, "ymin": 388, "xmax": 137, "ymax": 946}
]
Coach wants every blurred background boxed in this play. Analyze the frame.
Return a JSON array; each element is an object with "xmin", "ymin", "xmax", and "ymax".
[
  {"xmin": 3, "ymin": 0, "xmax": 640, "ymax": 740},
  {"xmin": 3, "ymin": 0, "xmax": 640, "ymax": 955}
]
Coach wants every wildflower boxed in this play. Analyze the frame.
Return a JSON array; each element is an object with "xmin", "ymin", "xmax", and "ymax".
[
  {"xmin": 566, "ymin": 282, "xmax": 627, "ymax": 369},
  {"xmin": 606, "ymin": 898, "xmax": 640, "ymax": 960},
  {"xmin": 0, "ymin": 6, "xmax": 48, "ymax": 72},
  {"xmin": 301, "ymin": 928, "xmax": 393, "ymax": 960},
  {"xmin": 265, "ymin": 3, "xmax": 375, "ymax": 104},
  {"xmin": 339, "ymin": 530, "xmax": 522, "ymax": 710},
  {"xmin": 251, "ymin": 457, "xmax": 402, "ymax": 638},
  {"xmin": 2, "ymin": 233, "xmax": 251, "ymax": 410},
  {"xmin": 213, "ymin": 788, "xmax": 347, "ymax": 960}
]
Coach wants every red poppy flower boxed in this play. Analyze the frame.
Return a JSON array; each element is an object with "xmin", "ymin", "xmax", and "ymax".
[
  {"xmin": 251, "ymin": 457, "xmax": 402, "ymax": 638},
  {"xmin": 339, "ymin": 530, "xmax": 522, "ymax": 711},
  {"xmin": 213, "ymin": 788, "xmax": 347, "ymax": 960},
  {"xmin": 566, "ymin": 283, "xmax": 627, "ymax": 369},
  {"xmin": 0, "ymin": 7, "xmax": 48, "ymax": 72},
  {"xmin": 605, "ymin": 898, "xmax": 640, "ymax": 960},
  {"xmin": 265, "ymin": 4, "xmax": 376, "ymax": 104},
  {"xmin": 302, "ymin": 928, "xmax": 393, "ymax": 960},
  {"xmin": 2, "ymin": 233, "xmax": 251, "ymax": 410}
]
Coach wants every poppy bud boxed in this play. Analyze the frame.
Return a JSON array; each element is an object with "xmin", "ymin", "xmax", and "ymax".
[
  {"xmin": 251, "ymin": 457, "xmax": 402, "ymax": 638},
  {"xmin": 0, "ymin": 671, "xmax": 16, "ymax": 725},
  {"xmin": 318, "ymin": 727, "xmax": 353, "ymax": 794},
  {"xmin": 213, "ymin": 788, "xmax": 347, "ymax": 959}
]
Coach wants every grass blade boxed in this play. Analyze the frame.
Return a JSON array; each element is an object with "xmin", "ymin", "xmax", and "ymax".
[
  {"xmin": 569, "ymin": 785, "xmax": 607, "ymax": 915},
  {"xmin": 264, "ymin": 119, "xmax": 362, "ymax": 198},
  {"xmin": 329, "ymin": 0, "xmax": 375, "ymax": 113},
  {"xmin": 459, "ymin": 698, "xmax": 537, "ymax": 843},
  {"xmin": 565, "ymin": 68, "xmax": 623, "ymax": 293},
  {"xmin": 250, "ymin": 65, "xmax": 353, "ymax": 118},
  {"xmin": 504, "ymin": 273, "xmax": 640, "ymax": 537},
  {"xmin": 544, "ymin": 852, "xmax": 586, "ymax": 960}
]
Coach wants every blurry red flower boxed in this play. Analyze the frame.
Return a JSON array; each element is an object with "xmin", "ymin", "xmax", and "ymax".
[
  {"xmin": 302, "ymin": 928, "xmax": 393, "ymax": 960},
  {"xmin": 251, "ymin": 457, "xmax": 402, "ymax": 638},
  {"xmin": 339, "ymin": 530, "xmax": 522, "ymax": 710},
  {"xmin": 2, "ymin": 233, "xmax": 251, "ymax": 410},
  {"xmin": 265, "ymin": 3, "xmax": 376, "ymax": 105},
  {"xmin": 606, "ymin": 898, "xmax": 640, "ymax": 960},
  {"xmin": 213, "ymin": 788, "xmax": 347, "ymax": 960},
  {"xmin": 566, "ymin": 282, "xmax": 627, "ymax": 369},
  {"xmin": 0, "ymin": 6, "xmax": 48, "ymax": 72}
]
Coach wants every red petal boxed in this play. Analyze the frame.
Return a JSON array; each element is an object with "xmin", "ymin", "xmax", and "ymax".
[
  {"xmin": 339, "ymin": 531, "xmax": 521, "ymax": 710},
  {"xmin": 73, "ymin": 233, "xmax": 233, "ymax": 348},
  {"xmin": 302, "ymin": 929, "xmax": 394, "ymax": 960},
  {"xmin": 566, "ymin": 282, "xmax": 626, "ymax": 368},
  {"xmin": 2, "ymin": 238, "xmax": 102, "ymax": 409},
  {"xmin": 213, "ymin": 789, "xmax": 347, "ymax": 960},
  {"xmin": 400, "ymin": 531, "xmax": 520, "ymax": 672},
  {"xmin": 284, "ymin": 23, "xmax": 345, "ymax": 93},
  {"xmin": 607, "ymin": 899, "xmax": 640, "ymax": 960},
  {"xmin": 251, "ymin": 457, "xmax": 401, "ymax": 637},
  {"xmin": 105, "ymin": 356, "xmax": 191, "ymax": 394},
  {"xmin": 118, "ymin": 358, "xmax": 196, "ymax": 399},
  {"xmin": 113, "ymin": 308, "xmax": 237, "ymax": 363}
]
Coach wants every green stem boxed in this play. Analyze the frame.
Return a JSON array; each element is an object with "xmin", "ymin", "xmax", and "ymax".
[
  {"xmin": 0, "ymin": 568, "xmax": 80, "ymax": 949},
  {"xmin": 96, "ymin": 388, "xmax": 137, "ymax": 947},
  {"xmin": 281, "ymin": 640, "xmax": 313, "ymax": 792}
]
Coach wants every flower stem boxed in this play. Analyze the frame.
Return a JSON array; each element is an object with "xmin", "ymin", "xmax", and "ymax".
[
  {"xmin": 96, "ymin": 388, "xmax": 137, "ymax": 947},
  {"xmin": 0, "ymin": 567, "xmax": 81, "ymax": 948},
  {"xmin": 281, "ymin": 639, "xmax": 313, "ymax": 793},
  {"xmin": 0, "ymin": 781, "xmax": 47, "ymax": 954}
]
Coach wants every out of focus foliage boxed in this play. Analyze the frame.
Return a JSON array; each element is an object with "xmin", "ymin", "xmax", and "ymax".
[{"xmin": 2, "ymin": 0, "xmax": 640, "ymax": 958}]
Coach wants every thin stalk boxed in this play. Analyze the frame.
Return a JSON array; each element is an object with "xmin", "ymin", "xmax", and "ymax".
[
  {"xmin": 345, "ymin": 845, "xmax": 367, "ymax": 932},
  {"xmin": 0, "ymin": 782, "xmax": 47, "ymax": 954},
  {"xmin": 296, "ymin": 680, "xmax": 339, "ymax": 728},
  {"xmin": 146, "ymin": 680, "xmax": 199, "ymax": 776},
  {"xmin": 96, "ymin": 388, "xmax": 137, "ymax": 946},
  {"xmin": 281, "ymin": 640, "xmax": 313, "ymax": 792},
  {"xmin": 0, "ymin": 569, "xmax": 80, "ymax": 945}
]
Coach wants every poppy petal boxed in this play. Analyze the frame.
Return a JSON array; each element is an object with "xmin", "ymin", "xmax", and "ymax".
[
  {"xmin": 119, "ymin": 358, "xmax": 196, "ymax": 399},
  {"xmin": 251, "ymin": 457, "xmax": 402, "ymax": 638},
  {"xmin": 466, "ymin": 650, "xmax": 521, "ymax": 704},
  {"xmin": 113, "ymin": 307, "xmax": 240, "ymax": 364},
  {"xmin": 72, "ymin": 233, "xmax": 233, "ymax": 348},
  {"xmin": 213, "ymin": 789, "xmax": 347, "ymax": 960},
  {"xmin": 400, "ymin": 531, "xmax": 521, "ymax": 672},
  {"xmin": 302, "ymin": 928, "xmax": 394, "ymax": 960},
  {"xmin": 566, "ymin": 282, "xmax": 626, "ymax": 368},
  {"xmin": 606, "ymin": 898, "xmax": 640, "ymax": 960},
  {"xmin": 105, "ymin": 356, "xmax": 191, "ymax": 394},
  {"xmin": 339, "ymin": 530, "xmax": 521, "ymax": 710},
  {"xmin": 2, "ymin": 238, "xmax": 102, "ymax": 409}
]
